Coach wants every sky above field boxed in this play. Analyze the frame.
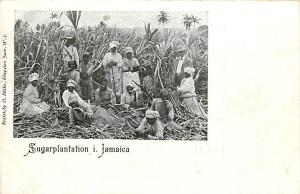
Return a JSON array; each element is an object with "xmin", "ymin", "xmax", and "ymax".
[{"xmin": 15, "ymin": 11, "xmax": 208, "ymax": 29}]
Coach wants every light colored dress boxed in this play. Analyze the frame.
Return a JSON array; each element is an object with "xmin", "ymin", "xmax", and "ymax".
[
  {"xmin": 122, "ymin": 58, "xmax": 141, "ymax": 93},
  {"xmin": 178, "ymin": 77, "xmax": 207, "ymax": 118},
  {"xmin": 19, "ymin": 84, "xmax": 50, "ymax": 115},
  {"xmin": 102, "ymin": 52, "xmax": 123, "ymax": 96}
]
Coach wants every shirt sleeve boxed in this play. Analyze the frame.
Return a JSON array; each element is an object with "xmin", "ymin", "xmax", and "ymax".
[
  {"xmin": 62, "ymin": 91, "xmax": 71, "ymax": 108},
  {"xmin": 74, "ymin": 71, "xmax": 80, "ymax": 84},
  {"xmin": 73, "ymin": 47, "xmax": 80, "ymax": 70}
]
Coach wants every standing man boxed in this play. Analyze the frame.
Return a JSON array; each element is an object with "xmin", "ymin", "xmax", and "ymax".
[
  {"xmin": 174, "ymin": 46, "xmax": 193, "ymax": 86},
  {"xmin": 62, "ymin": 36, "xmax": 80, "ymax": 72},
  {"xmin": 102, "ymin": 41, "xmax": 123, "ymax": 98},
  {"xmin": 81, "ymin": 53, "xmax": 94, "ymax": 103}
]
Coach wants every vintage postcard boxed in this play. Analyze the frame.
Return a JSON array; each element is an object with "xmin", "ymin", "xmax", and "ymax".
[{"xmin": 0, "ymin": 1, "xmax": 299, "ymax": 194}]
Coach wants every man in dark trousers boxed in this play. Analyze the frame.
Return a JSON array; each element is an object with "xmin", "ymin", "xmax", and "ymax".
[{"xmin": 174, "ymin": 46, "xmax": 193, "ymax": 86}]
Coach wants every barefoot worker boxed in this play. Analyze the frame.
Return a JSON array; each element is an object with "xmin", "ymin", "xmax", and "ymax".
[{"xmin": 19, "ymin": 73, "xmax": 50, "ymax": 115}]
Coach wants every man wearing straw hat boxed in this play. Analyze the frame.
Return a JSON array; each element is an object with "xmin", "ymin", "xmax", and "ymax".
[
  {"xmin": 102, "ymin": 41, "xmax": 123, "ymax": 98},
  {"xmin": 174, "ymin": 45, "xmax": 193, "ymax": 86},
  {"xmin": 19, "ymin": 73, "xmax": 50, "ymax": 115},
  {"xmin": 62, "ymin": 35, "xmax": 79, "ymax": 72}
]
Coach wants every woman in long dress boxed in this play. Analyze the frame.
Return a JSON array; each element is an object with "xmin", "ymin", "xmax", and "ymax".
[
  {"xmin": 122, "ymin": 47, "xmax": 141, "ymax": 93},
  {"xmin": 177, "ymin": 67, "xmax": 207, "ymax": 118},
  {"xmin": 102, "ymin": 41, "xmax": 123, "ymax": 96},
  {"xmin": 19, "ymin": 73, "xmax": 50, "ymax": 115}
]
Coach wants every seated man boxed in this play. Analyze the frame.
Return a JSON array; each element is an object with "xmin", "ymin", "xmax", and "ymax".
[
  {"xmin": 95, "ymin": 79, "xmax": 116, "ymax": 108},
  {"xmin": 68, "ymin": 98, "xmax": 93, "ymax": 126},
  {"xmin": 151, "ymin": 89, "xmax": 182, "ymax": 130},
  {"xmin": 135, "ymin": 110, "xmax": 164, "ymax": 140},
  {"xmin": 62, "ymin": 80, "xmax": 91, "ymax": 125},
  {"xmin": 93, "ymin": 79, "xmax": 125, "ymax": 129}
]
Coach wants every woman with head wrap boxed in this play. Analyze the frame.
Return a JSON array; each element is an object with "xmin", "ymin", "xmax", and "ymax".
[
  {"xmin": 19, "ymin": 73, "xmax": 50, "ymax": 115},
  {"xmin": 102, "ymin": 41, "xmax": 123, "ymax": 97},
  {"xmin": 135, "ymin": 109, "xmax": 164, "ymax": 140},
  {"xmin": 177, "ymin": 67, "xmax": 207, "ymax": 118},
  {"xmin": 122, "ymin": 47, "xmax": 141, "ymax": 94}
]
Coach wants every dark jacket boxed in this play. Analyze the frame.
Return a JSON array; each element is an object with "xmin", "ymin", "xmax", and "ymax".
[{"xmin": 174, "ymin": 56, "xmax": 193, "ymax": 86}]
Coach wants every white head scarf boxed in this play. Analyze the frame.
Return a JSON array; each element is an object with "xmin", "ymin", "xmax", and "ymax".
[
  {"xmin": 125, "ymin": 47, "xmax": 134, "ymax": 54},
  {"xmin": 28, "ymin": 73, "xmax": 39, "ymax": 82},
  {"xmin": 67, "ymin": 79, "xmax": 77, "ymax": 87},
  {"xmin": 184, "ymin": 67, "xmax": 195, "ymax": 75},
  {"xmin": 145, "ymin": 110, "xmax": 160, "ymax": 119}
]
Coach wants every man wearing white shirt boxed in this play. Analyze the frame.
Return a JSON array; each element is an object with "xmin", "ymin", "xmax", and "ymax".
[
  {"xmin": 174, "ymin": 46, "xmax": 193, "ymax": 86},
  {"xmin": 62, "ymin": 36, "xmax": 80, "ymax": 71}
]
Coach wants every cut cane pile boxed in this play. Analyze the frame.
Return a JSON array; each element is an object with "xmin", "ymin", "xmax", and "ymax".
[{"xmin": 13, "ymin": 103, "xmax": 207, "ymax": 140}]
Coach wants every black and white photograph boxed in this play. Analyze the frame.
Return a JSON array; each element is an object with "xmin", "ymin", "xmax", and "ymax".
[{"xmin": 13, "ymin": 10, "xmax": 208, "ymax": 140}]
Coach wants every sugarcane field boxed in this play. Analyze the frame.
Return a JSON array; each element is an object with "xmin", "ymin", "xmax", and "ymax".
[{"xmin": 14, "ymin": 11, "xmax": 208, "ymax": 140}]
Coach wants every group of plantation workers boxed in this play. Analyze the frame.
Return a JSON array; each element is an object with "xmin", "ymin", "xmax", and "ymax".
[{"xmin": 19, "ymin": 36, "xmax": 207, "ymax": 139}]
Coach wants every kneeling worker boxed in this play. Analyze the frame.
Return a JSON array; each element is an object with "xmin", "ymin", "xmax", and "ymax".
[
  {"xmin": 62, "ymin": 79, "xmax": 93, "ymax": 125},
  {"xmin": 135, "ymin": 110, "xmax": 164, "ymax": 140},
  {"xmin": 68, "ymin": 98, "xmax": 93, "ymax": 126},
  {"xmin": 151, "ymin": 88, "xmax": 182, "ymax": 130}
]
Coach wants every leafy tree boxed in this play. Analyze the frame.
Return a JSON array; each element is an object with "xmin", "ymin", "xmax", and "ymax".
[
  {"xmin": 157, "ymin": 11, "xmax": 170, "ymax": 28},
  {"xmin": 50, "ymin": 13, "xmax": 58, "ymax": 21},
  {"xmin": 191, "ymin": 15, "xmax": 201, "ymax": 29},
  {"xmin": 183, "ymin": 14, "xmax": 192, "ymax": 31}
]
